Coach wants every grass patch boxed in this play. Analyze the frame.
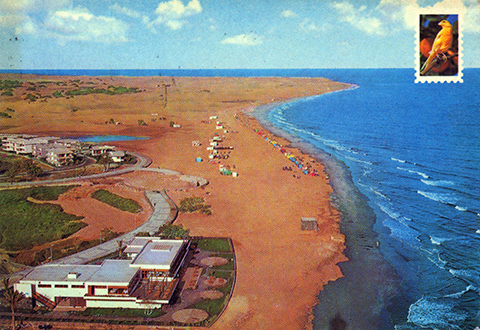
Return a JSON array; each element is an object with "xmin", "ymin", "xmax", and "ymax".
[
  {"xmin": 91, "ymin": 189, "xmax": 142, "ymax": 213},
  {"xmin": 212, "ymin": 260, "xmax": 234, "ymax": 271},
  {"xmin": 65, "ymin": 86, "xmax": 140, "ymax": 96},
  {"xmin": 179, "ymin": 197, "xmax": 211, "ymax": 215},
  {"xmin": 78, "ymin": 308, "xmax": 164, "ymax": 318},
  {"xmin": 196, "ymin": 238, "xmax": 231, "ymax": 252},
  {"xmin": 0, "ymin": 186, "xmax": 85, "ymax": 251},
  {"xmin": 189, "ymin": 296, "xmax": 227, "ymax": 318},
  {"xmin": 0, "ymin": 80, "xmax": 21, "ymax": 90}
]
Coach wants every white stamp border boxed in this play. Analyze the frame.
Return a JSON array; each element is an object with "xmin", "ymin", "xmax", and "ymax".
[{"xmin": 415, "ymin": 10, "xmax": 463, "ymax": 83}]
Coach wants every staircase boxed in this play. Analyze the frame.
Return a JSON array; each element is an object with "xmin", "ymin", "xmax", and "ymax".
[{"xmin": 32, "ymin": 291, "xmax": 56, "ymax": 309}]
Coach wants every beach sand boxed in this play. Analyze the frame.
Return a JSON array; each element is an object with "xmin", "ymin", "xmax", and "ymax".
[{"xmin": 0, "ymin": 74, "xmax": 350, "ymax": 329}]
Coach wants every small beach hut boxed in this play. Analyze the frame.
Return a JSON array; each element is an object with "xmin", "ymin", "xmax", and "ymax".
[{"xmin": 301, "ymin": 217, "xmax": 318, "ymax": 231}]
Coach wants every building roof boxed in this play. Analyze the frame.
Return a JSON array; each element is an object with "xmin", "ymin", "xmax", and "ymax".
[
  {"xmin": 130, "ymin": 240, "xmax": 185, "ymax": 269},
  {"xmin": 22, "ymin": 260, "xmax": 137, "ymax": 285}
]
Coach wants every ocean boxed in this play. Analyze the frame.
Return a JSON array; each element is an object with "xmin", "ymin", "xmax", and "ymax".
[
  {"xmin": 257, "ymin": 69, "xmax": 480, "ymax": 330},
  {"xmin": 3, "ymin": 68, "xmax": 479, "ymax": 329}
]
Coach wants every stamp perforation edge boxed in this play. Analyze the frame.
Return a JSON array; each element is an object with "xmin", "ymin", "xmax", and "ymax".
[{"xmin": 415, "ymin": 9, "xmax": 463, "ymax": 83}]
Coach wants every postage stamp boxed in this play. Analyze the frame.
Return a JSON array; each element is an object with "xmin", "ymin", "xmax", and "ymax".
[{"xmin": 415, "ymin": 12, "xmax": 463, "ymax": 83}]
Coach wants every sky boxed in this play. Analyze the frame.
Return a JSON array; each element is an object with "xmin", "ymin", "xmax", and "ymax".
[{"xmin": 0, "ymin": 0, "xmax": 478, "ymax": 69}]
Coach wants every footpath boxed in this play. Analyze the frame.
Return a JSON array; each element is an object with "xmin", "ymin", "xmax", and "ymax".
[{"xmin": 8, "ymin": 152, "xmax": 207, "ymax": 278}]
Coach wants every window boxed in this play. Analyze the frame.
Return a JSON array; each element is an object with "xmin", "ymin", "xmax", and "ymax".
[
  {"xmin": 71, "ymin": 284, "xmax": 85, "ymax": 289},
  {"xmin": 37, "ymin": 284, "xmax": 51, "ymax": 288},
  {"xmin": 55, "ymin": 284, "xmax": 68, "ymax": 288}
]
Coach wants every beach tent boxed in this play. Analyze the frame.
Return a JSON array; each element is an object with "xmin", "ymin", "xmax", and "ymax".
[{"xmin": 196, "ymin": 157, "xmax": 202, "ymax": 162}]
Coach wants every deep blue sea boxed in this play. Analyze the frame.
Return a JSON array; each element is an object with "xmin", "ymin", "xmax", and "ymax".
[
  {"xmin": 261, "ymin": 69, "xmax": 480, "ymax": 330},
  {"xmin": 3, "ymin": 68, "xmax": 479, "ymax": 329}
]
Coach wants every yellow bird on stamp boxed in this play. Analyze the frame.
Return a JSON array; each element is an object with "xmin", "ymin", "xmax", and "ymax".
[{"xmin": 420, "ymin": 20, "xmax": 453, "ymax": 75}]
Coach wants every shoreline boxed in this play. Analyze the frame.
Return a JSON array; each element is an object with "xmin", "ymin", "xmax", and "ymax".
[{"xmin": 252, "ymin": 88, "xmax": 400, "ymax": 329}]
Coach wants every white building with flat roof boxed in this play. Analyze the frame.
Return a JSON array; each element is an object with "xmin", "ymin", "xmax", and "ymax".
[{"xmin": 15, "ymin": 238, "xmax": 190, "ymax": 310}]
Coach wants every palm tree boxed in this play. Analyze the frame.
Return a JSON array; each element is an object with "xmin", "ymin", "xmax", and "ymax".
[
  {"xmin": 1, "ymin": 278, "xmax": 25, "ymax": 330},
  {"xmin": 117, "ymin": 240, "xmax": 123, "ymax": 258}
]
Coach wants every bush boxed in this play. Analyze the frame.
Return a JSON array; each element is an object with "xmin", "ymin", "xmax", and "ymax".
[
  {"xmin": 1, "ymin": 91, "xmax": 13, "ymax": 96},
  {"xmin": 25, "ymin": 93, "xmax": 37, "ymax": 102},
  {"xmin": 52, "ymin": 91, "xmax": 63, "ymax": 98},
  {"xmin": 179, "ymin": 197, "xmax": 211, "ymax": 215},
  {"xmin": 157, "ymin": 224, "xmax": 189, "ymax": 239},
  {"xmin": 91, "ymin": 189, "xmax": 142, "ymax": 213}
]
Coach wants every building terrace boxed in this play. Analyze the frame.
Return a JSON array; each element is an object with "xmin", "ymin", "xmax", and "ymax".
[{"xmin": 15, "ymin": 238, "xmax": 191, "ymax": 310}]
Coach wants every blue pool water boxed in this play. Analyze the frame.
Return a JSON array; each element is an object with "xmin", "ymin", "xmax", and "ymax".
[{"xmin": 75, "ymin": 135, "xmax": 148, "ymax": 143}]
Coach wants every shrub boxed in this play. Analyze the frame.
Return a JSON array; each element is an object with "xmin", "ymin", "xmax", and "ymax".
[
  {"xmin": 52, "ymin": 91, "xmax": 63, "ymax": 98},
  {"xmin": 179, "ymin": 197, "xmax": 212, "ymax": 215},
  {"xmin": 1, "ymin": 91, "xmax": 13, "ymax": 96},
  {"xmin": 91, "ymin": 189, "xmax": 142, "ymax": 213},
  {"xmin": 25, "ymin": 93, "xmax": 37, "ymax": 102},
  {"xmin": 157, "ymin": 224, "xmax": 189, "ymax": 239}
]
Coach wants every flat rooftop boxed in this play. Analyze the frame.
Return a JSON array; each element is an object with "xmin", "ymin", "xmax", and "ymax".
[
  {"xmin": 23, "ymin": 260, "xmax": 137, "ymax": 285},
  {"xmin": 130, "ymin": 240, "xmax": 186, "ymax": 269}
]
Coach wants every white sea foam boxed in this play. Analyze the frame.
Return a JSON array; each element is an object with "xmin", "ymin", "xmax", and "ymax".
[
  {"xmin": 449, "ymin": 269, "xmax": 480, "ymax": 286},
  {"xmin": 407, "ymin": 296, "xmax": 468, "ymax": 329},
  {"xmin": 455, "ymin": 205, "xmax": 468, "ymax": 212},
  {"xmin": 392, "ymin": 157, "xmax": 406, "ymax": 163},
  {"xmin": 444, "ymin": 285, "xmax": 476, "ymax": 299},
  {"xmin": 397, "ymin": 167, "xmax": 429, "ymax": 179},
  {"xmin": 430, "ymin": 235, "xmax": 449, "ymax": 245},
  {"xmin": 476, "ymin": 229, "xmax": 480, "ymax": 234},
  {"xmin": 421, "ymin": 179, "xmax": 455, "ymax": 187},
  {"xmin": 379, "ymin": 203, "xmax": 400, "ymax": 220},
  {"xmin": 417, "ymin": 191, "xmax": 456, "ymax": 204}
]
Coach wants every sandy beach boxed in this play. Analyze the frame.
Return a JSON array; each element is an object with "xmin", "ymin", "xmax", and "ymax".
[{"xmin": 0, "ymin": 74, "xmax": 350, "ymax": 329}]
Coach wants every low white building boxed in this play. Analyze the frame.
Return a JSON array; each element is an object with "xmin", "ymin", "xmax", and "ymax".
[
  {"xmin": 15, "ymin": 238, "xmax": 190, "ymax": 310},
  {"xmin": 109, "ymin": 150, "xmax": 126, "ymax": 163},
  {"xmin": 46, "ymin": 147, "xmax": 74, "ymax": 167}
]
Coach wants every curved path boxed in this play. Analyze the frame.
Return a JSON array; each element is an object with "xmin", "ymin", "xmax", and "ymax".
[
  {"xmin": 53, "ymin": 190, "xmax": 176, "ymax": 265},
  {"xmin": 9, "ymin": 151, "xmax": 207, "ymax": 279}
]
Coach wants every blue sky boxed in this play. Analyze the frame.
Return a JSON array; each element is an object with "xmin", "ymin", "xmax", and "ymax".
[{"xmin": 0, "ymin": 0, "xmax": 478, "ymax": 69}]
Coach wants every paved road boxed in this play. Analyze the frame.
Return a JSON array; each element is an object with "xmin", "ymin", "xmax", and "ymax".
[{"xmin": 0, "ymin": 151, "xmax": 152, "ymax": 188}]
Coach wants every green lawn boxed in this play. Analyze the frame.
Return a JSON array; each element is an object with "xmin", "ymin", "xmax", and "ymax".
[
  {"xmin": 79, "ymin": 307, "xmax": 164, "ymax": 318},
  {"xmin": 91, "ymin": 189, "xmax": 142, "ymax": 213},
  {"xmin": 196, "ymin": 238, "xmax": 232, "ymax": 252},
  {"xmin": 0, "ymin": 186, "xmax": 85, "ymax": 251}
]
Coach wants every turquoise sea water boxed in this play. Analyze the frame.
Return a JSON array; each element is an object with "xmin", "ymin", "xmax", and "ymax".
[{"xmin": 4, "ymin": 69, "xmax": 479, "ymax": 329}]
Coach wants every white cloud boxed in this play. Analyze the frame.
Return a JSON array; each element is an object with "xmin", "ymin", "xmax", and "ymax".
[
  {"xmin": 110, "ymin": 3, "xmax": 141, "ymax": 19},
  {"xmin": 281, "ymin": 10, "xmax": 297, "ymax": 18},
  {"xmin": 377, "ymin": 0, "xmax": 479, "ymax": 33},
  {"xmin": 156, "ymin": 0, "xmax": 202, "ymax": 17},
  {"xmin": 300, "ymin": 18, "xmax": 318, "ymax": 31},
  {"xmin": 221, "ymin": 33, "xmax": 263, "ymax": 46},
  {"xmin": 332, "ymin": 1, "xmax": 385, "ymax": 35},
  {"xmin": 0, "ymin": 0, "xmax": 71, "ymax": 13},
  {"xmin": 44, "ymin": 8, "xmax": 128, "ymax": 43},
  {"xmin": 147, "ymin": 0, "xmax": 202, "ymax": 31}
]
